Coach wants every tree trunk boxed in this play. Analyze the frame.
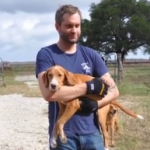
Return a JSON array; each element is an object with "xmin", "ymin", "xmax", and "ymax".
[{"xmin": 117, "ymin": 53, "xmax": 123, "ymax": 83}]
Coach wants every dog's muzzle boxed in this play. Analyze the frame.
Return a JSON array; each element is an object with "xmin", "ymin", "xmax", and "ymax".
[
  {"xmin": 50, "ymin": 84, "xmax": 57, "ymax": 90},
  {"xmin": 110, "ymin": 110, "xmax": 117, "ymax": 115}
]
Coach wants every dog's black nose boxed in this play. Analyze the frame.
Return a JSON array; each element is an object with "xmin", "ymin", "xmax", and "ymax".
[
  {"xmin": 113, "ymin": 110, "xmax": 117, "ymax": 114},
  {"xmin": 51, "ymin": 84, "xmax": 56, "ymax": 89}
]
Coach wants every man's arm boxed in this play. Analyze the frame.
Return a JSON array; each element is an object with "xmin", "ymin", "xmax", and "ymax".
[
  {"xmin": 38, "ymin": 72, "xmax": 87, "ymax": 102},
  {"xmin": 97, "ymin": 72, "xmax": 119, "ymax": 108}
]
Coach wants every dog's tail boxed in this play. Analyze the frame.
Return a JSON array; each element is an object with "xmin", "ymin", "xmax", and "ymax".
[{"xmin": 111, "ymin": 101, "xmax": 144, "ymax": 120}]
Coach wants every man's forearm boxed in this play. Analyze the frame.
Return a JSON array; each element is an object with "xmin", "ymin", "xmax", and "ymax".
[
  {"xmin": 97, "ymin": 72, "xmax": 119, "ymax": 108},
  {"xmin": 45, "ymin": 83, "xmax": 87, "ymax": 102},
  {"xmin": 97, "ymin": 84, "xmax": 119, "ymax": 108}
]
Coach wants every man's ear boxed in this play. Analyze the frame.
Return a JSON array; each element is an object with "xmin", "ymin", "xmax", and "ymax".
[
  {"xmin": 64, "ymin": 70, "xmax": 77, "ymax": 86},
  {"xmin": 55, "ymin": 22, "xmax": 61, "ymax": 32},
  {"xmin": 42, "ymin": 71, "xmax": 49, "ymax": 88}
]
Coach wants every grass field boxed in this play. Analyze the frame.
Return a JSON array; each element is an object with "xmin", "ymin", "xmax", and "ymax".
[
  {"xmin": 0, "ymin": 64, "xmax": 150, "ymax": 150},
  {"xmin": 111, "ymin": 66, "xmax": 150, "ymax": 150}
]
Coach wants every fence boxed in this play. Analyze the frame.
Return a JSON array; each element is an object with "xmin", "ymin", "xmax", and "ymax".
[
  {"xmin": 3, "ymin": 60, "xmax": 150, "ymax": 85},
  {"xmin": 107, "ymin": 60, "xmax": 150, "ymax": 87},
  {"xmin": 0, "ymin": 58, "xmax": 6, "ymax": 86}
]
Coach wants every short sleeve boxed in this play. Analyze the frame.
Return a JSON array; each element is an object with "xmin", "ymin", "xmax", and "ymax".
[
  {"xmin": 93, "ymin": 52, "xmax": 109, "ymax": 77},
  {"xmin": 35, "ymin": 48, "xmax": 53, "ymax": 78}
]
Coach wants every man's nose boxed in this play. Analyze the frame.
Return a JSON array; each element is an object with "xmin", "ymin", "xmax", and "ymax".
[{"xmin": 71, "ymin": 27, "xmax": 77, "ymax": 33}]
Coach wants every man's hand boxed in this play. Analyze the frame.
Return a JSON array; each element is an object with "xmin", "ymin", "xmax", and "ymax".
[
  {"xmin": 86, "ymin": 78, "xmax": 109, "ymax": 97},
  {"xmin": 78, "ymin": 97, "xmax": 99, "ymax": 114}
]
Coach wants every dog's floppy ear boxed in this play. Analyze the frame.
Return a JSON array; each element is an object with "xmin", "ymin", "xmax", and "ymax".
[
  {"xmin": 64, "ymin": 70, "xmax": 77, "ymax": 86},
  {"xmin": 42, "ymin": 71, "xmax": 49, "ymax": 88}
]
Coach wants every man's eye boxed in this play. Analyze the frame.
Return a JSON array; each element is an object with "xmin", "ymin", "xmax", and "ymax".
[
  {"xmin": 75, "ymin": 25, "xmax": 80, "ymax": 28},
  {"xmin": 66, "ymin": 25, "xmax": 72, "ymax": 28}
]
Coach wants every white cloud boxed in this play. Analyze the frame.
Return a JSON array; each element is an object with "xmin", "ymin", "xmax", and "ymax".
[
  {"xmin": 22, "ymin": 19, "xmax": 39, "ymax": 30},
  {"xmin": 0, "ymin": 11, "xmax": 58, "ymax": 61},
  {"xmin": 0, "ymin": 0, "xmax": 100, "ymax": 14},
  {"xmin": 0, "ymin": 0, "xmax": 149, "ymax": 62}
]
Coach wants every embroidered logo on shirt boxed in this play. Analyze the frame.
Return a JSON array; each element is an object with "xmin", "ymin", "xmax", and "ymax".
[{"xmin": 81, "ymin": 62, "xmax": 91, "ymax": 74}]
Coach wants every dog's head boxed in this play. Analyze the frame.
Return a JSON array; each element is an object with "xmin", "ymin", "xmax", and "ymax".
[
  {"xmin": 109, "ymin": 104, "xmax": 118, "ymax": 115},
  {"xmin": 42, "ymin": 65, "xmax": 77, "ymax": 91}
]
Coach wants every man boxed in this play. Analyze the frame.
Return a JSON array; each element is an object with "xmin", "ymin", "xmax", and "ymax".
[{"xmin": 36, "ymin": 4, "xmax": 119, "ymax": 150}]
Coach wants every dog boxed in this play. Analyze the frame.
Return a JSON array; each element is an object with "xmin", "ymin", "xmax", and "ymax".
[
  {"xmin": 106, "ymin": 104, "xmax": 119, "ymax": 147},
  {"xmin": 42, "ymin": 65, "xmax": 144, "ymax": 149}
]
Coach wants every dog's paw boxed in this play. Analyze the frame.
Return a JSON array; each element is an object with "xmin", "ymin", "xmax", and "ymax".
[
  {"xmin": 60, "ymin": 134, "xmax": 67, "ymax": 143},
  {"xmin": 104, "ymin": 148, "xmax": 109, "ymax": 150},
  {"xmin": 51, "ymin": 137, "xmax": 57, "ymax": 148}
]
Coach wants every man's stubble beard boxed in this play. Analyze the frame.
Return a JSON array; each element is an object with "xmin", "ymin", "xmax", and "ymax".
[{"xmin": 60, "ymin": 32, "xmax": 80, "ymax": 44}]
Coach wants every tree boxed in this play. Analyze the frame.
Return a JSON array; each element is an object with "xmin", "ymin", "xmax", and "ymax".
[{"xmin": 79, "ymin": 0, "xmax": 150, "ymax": 82}]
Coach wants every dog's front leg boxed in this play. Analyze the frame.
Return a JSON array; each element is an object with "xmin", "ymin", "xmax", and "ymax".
[
  {"xmin": 97, "ymin": 107, "xmax": 110, "ymax": 150},
  {"xmin": 115, "ymin": 118, "xmax": 119, "ymax": 134},
  {"xmin": 110, "ymin": 119, "xmax": 115, "ymax": 147},
  {"xmin": 56, "ymin": 99, "xmax": 80, "ymax": 143},
  {"xmin": 51, "ymin": 104, "xmax": 65, "ymax": 148}
]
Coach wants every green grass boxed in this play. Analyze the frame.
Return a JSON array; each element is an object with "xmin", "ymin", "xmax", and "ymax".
[
  {"xmin": 108, "ymin": 66, "xmax": 150, "ymax": 150},
  {"xmin": 0, "ymin": 70, "xmax": 41, "ymax": 97},
  {"xmin": 118, "ymin": 67, "xmax": 150, "ymax": 96}
]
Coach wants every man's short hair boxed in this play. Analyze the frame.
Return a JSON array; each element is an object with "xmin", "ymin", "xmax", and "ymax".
[{"xmin": 55, "ymin": 4, "xmax": 82, "ymax": 24}]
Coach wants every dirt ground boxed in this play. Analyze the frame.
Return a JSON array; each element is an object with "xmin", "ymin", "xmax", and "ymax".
[{"xmin": 0, "ymin": 75, "xmax": 49, "ymax": 150}]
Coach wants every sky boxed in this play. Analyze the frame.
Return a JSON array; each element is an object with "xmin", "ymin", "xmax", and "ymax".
[{"xmin": 0, "ymin": 0, "xmax": 149, "ymax": 62}]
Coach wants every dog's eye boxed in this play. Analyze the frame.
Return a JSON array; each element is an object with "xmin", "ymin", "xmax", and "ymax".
[{"xmin": 58, "ymin": 74, "xmax": 62, "ymax": 77}]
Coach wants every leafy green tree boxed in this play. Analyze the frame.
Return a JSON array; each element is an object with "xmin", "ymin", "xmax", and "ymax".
[{"xmin": 79, "ymin": 0, "xmax": 150, "ymax": 82}]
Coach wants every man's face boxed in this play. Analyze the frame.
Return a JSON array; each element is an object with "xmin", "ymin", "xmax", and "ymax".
[{"xmin": 56, "ymin": 12, "xmax": 81, "ymax": 44}]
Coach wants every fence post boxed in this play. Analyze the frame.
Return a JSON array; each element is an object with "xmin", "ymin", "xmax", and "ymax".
[{"xmin": 0, "ymin": 57, "xmax": 6, "ymax": 87}]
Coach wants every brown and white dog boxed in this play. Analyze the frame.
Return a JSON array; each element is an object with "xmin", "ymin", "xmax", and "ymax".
[{"xmin": 42, "ymin": 65, "xmax": 144, "ymax": 149}]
